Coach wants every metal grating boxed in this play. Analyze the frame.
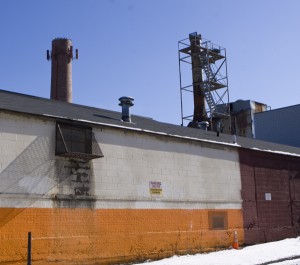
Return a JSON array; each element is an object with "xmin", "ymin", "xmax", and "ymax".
[{"xmin": 56, "ymin": 122, "xmax": 103, "ymax": 161}]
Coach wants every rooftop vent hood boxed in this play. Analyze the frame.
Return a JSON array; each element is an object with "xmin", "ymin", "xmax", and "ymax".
[{"xmin": 119, "ymin": 96, "xmax": 134, "ymax": 122}]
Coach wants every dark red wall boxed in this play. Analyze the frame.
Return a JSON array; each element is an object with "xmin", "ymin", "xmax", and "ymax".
[{"xmin": 239, "ymin": 148, "xmax": 300, "ymax": 245}]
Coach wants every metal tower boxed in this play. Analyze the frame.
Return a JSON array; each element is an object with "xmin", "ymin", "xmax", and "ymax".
[{"xmin": 178, "ymin": 32, "xmax": 230, "ymax": 130}]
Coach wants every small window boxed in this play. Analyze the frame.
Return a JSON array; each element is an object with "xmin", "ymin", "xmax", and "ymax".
[
  {"xmin": 56, "ymin": 122, "xmax": 103, "ymax": 160},
  {"xmin": 208, "ymin": 211, "xmax": 228, "ymax": 230}
]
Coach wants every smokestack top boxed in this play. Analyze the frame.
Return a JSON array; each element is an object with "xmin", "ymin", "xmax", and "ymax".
[
  {"xmin": 52, "ymin": 38, "xmax": 72, "ymax": 44},
  {"xmin": 51, "ymin": 38, "xmax": 73, "ymax": 58},
  {"xmin": 189, "ymin": 32, "xmax": 199, "ymax": 37},
  {"xmin": 119, "ymin": 96, "xmax": 134, "ymax": 122},
  {"xmin": 53, "ymin": 37, "xmax": 71, "ymax": 40},
  {"xmin": 52, "ymin": 38, "xmax": 72, "ymax": 45}
]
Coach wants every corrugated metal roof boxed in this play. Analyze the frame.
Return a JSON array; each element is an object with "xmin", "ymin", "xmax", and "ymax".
[{"xmin": 1, "ymin": 89, "xmax": 300, "ymax": 156}]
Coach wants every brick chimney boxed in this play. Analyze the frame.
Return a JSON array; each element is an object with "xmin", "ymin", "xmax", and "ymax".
[{"xmin": 47, "ymin": 38, "xmax": 77, "ymax": 103}]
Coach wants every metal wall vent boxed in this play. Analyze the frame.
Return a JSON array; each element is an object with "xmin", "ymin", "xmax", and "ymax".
[{"xmin": 55, "ymin": 122, "xmax": 103, "ymax": 160}]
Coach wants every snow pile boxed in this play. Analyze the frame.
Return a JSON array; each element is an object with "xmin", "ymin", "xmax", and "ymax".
[{"xmin": 133, "ymin": 237, "xmax": 300, "ymax": 265}]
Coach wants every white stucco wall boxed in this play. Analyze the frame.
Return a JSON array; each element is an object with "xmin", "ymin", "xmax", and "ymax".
[
  {"xmin": 0, "ymin": 112, "xmax": 57, "ymax": 208},
  {"xmin": 0, "ymin": 111, "xmax": 242, "ymax": 210},
  {"xmin": 92, "ymin": 127, "xmax": 242, "ymax": 209}
]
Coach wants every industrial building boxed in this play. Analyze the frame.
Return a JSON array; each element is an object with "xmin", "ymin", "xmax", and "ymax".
[
  {"xmin": 228, "ymin": 99, "xmax": 268, "ymax": 138},
  {"xmin": 0, "ymin": 37, "xmax": 300, "ymax": 265},
  {"xmin": 255, "ymin": 104, "xmax": 300, "ymax": 148}
]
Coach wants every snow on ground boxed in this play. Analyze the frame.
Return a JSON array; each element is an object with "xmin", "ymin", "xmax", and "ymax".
[
  {"xmin": 132, "ymin": 237, "xmax": 300, "ymax": 265},
  {"xmin": 273, "ymin": 259, "xmax": 300, "ymax": 265}
]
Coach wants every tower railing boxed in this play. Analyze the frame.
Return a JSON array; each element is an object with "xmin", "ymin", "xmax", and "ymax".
[{"xmin": 178, "ymin": 33, "xmax": 230, "ymax": 129}]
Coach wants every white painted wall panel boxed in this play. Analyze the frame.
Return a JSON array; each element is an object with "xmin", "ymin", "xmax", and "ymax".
[
  {"xmin": 93, "ymin": 127, "xmax": 242, "ymax": 208},
  {"xmin": 0, "ymin": 112, "xmax": 242, "ymax": 210}
]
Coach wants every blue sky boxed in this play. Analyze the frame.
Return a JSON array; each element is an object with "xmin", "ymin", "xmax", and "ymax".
[{"xmin": 1, "ymin": 0, "xmax": 300, "ymax": 125}]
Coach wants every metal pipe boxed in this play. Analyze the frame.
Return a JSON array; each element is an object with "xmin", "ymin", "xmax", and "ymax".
[
  {"xmin": 178, "ymin": 44, "xmax": 184, "ymax": 126},
  {"xmin": 27, "ymin": 232, "xmax": 32, "ymax": 265},
  {"xmin": 189, "ymin": 32, "xmax": 206, "ymax": 123}
]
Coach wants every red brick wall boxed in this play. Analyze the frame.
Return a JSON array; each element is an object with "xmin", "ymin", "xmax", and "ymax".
[{"xmin": 239, "ymin": 149, "xmax": 300, "ymax": 244}]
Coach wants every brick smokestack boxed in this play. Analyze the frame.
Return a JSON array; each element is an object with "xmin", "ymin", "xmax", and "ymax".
[{"xmin": 48, "ymin": 38, "xmax": 74, "ymax": 103}]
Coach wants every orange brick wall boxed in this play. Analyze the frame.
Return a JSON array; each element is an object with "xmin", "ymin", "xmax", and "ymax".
[{"xmin": 0, "ymin": 207, "xmax": 244, "ymax": 264}]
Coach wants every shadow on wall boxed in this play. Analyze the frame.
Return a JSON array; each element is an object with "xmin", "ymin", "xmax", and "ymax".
[{"xmin": 0, "ymin": 136, "xmax": 94, "ymax": 227}]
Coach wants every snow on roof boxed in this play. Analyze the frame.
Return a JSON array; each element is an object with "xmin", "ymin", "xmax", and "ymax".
[{"xmin": 252, "ymin": 147, "xmax": 300, "ymax": 158}]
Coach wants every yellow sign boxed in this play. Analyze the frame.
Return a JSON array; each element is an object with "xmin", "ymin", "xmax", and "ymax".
[{"xmin": 149, "ymin": 181, "xmax": 162, "ymax": 195}]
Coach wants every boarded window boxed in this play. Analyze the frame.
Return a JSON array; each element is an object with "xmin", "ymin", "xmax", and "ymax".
[
  {"xmin": 208, "ymin": 211, "xmax": 228, "ymax": 230},
  {"xmin": 56, "ymin": 122, "xmax": 103, "ymax": 160}
]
